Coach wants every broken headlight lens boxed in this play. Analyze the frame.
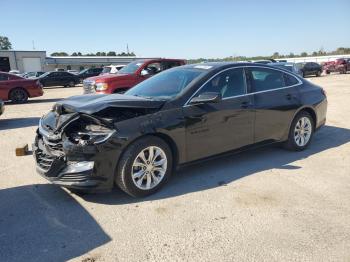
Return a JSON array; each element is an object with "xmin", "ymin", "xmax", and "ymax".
[{"xmin": 67, "ymin": 121, "xmax": 115, "ymax": 146}]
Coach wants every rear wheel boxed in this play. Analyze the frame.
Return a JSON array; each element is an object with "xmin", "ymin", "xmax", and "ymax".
[
  {"xmin": 316, "ymin": 71, "xmax": 321, "ymax": 77},
  {"xmin": 9, "ymin": 88, "xmax": 28, "ymax": 103},
  {"xmin": 284, "ymin": 111, "xmax": 314, "ymax": 151},
  {"xmin": 68, "ymin": 81, "xmax": 75, "ymax": 87},
  {"xmin": 115, "ymin": 136, "xmax": 173, "ymax": 197}
]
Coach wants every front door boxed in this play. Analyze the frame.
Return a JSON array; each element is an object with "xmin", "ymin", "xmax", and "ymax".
[{"xmin": 184, "ymin": 68, "xmax": 255, "ymax": 162}]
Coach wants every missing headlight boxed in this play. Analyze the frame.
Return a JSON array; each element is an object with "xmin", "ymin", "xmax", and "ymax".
[{"xmin": 65, "ymin": 115, "xmax": 115, "ymax": 145}]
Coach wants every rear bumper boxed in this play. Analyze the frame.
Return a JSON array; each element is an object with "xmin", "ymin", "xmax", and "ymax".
[{"xmin": 29, "ymin": 88, "xmax": 44, "ymax": 98}]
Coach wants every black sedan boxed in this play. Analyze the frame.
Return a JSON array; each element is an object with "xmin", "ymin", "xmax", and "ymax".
[
  {"xmin": 38, "ymin": 71, "xmax": 80, "ymax": 87},
  {"xmin": 297, "ymin": 62, "xmax": 322, "ymax": 77},
  {"xmin": 77, "ymin": 68, "xmax": 103, "ymax": 82},
  {"xmin": 33, "ymin": 63, "xmax": 327, "ymax": 197}
]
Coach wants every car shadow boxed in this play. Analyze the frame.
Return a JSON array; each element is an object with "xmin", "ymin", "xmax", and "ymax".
[
  {"xmin": 0, "ymin": 184, "xmax": 110, "ymax": 262},
  {"xmin": 82, "ymin": 125, "xmax": 350, "ymax": 205},
  {"xmin": 0, "ymin": 117, "xmax": 40, "ymax": 130}
]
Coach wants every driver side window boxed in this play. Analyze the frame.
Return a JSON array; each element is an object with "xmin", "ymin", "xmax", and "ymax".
[{"xmin": 197, "ymin": 68, "xmax": 246, "ymax": 98}]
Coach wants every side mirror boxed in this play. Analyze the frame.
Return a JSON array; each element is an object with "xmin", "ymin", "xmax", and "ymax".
[
  {"xmin": 189, "ymin": 92, "xmax": 222, "ymax": 105},
  {"xmin": 140, "ymin": 69, "xmax": 149, "ymax": 76}
]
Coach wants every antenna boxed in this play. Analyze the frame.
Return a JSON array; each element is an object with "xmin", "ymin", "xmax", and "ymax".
[{"xmin": 127, "ymin": 44, "xmax": 129, "ymax": 54}]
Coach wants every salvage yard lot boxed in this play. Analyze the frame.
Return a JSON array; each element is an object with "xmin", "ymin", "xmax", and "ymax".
[{"xmin": 1, "ymin": 75, "xmax": 350, "ymax": 261}]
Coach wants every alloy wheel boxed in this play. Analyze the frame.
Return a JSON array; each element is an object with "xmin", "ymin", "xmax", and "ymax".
[
  {"xmin": 131, "ymin": 146, "xmax": 167, "ymax": 190},
  {"xmin": 294, "ymin": 117, "xmax": 312, "ymax": 147}
]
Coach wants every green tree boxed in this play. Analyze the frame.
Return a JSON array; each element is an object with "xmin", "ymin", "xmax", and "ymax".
[
  {"xmin": 50, "ymin": 52, "xmax": 69, "ymax": 56},
  {"xmin": 272, "ymin": 52, "xmax": 279, "ymax": 58},
  {"xmin": 107, "ymin": 51, "xmax": 117, "ymax": 56},
  {"xmin": 289, "ymin": 52, "xmax": 295, "ymax": 58},
  {"xmin": 0, "ymin": 36, "xmax": 12, "ymax": 50},
  {"xmin": 300, "ymin": 52, "xmax": 308, "ymax": 57},
  {"xmin": 71, "ymin": 52, "xmax": 78, "ymax": 56}
]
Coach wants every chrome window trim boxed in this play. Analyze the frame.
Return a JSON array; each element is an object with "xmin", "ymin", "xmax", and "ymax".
[{"xmin": 184, "ymin": 65, "xmax": 302, "ymax": 107}]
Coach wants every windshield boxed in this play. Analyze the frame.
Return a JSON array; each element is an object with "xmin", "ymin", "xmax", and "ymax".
[
  {"xmin": 79, "ymin": 69, "xmax": 88, "ymax": 74},
  {"xmin": 125, "ymin": 67, "xmax": 205, "ymax": 99},
  {"xmin": 39, "ymin": 72, "xmax": 51, "ymax": 78},
  {"xmin": 101, "ymin": 67, "xmax": 111, "ymax": 73},
  {"xmin": 118, "ymin": 61, "xmax": 144, "ymax": 74}
]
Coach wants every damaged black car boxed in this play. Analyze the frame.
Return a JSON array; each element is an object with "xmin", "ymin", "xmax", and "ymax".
[{"xmin": 34, "ymin": 63, "xmax": 327, "ymax": 197}]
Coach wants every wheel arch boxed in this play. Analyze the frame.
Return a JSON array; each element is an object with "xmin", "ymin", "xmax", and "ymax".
[{"xmin": 8, "ymin": 87, "xmax": 29, "ymax": 100}]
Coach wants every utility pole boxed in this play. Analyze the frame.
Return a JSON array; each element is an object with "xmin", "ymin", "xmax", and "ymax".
[
  {"xmin": 127, "ymin": 44, "xmax": 129, "ymax": 54},
  {"xmin": 32, "ymin": 40, "xmax": 35, "ymax": 50}
]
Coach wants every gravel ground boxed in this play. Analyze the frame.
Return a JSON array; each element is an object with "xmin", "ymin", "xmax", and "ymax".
[{"xmin": 0, "ymin": 75, "xmax": 349, "ymax": 262}]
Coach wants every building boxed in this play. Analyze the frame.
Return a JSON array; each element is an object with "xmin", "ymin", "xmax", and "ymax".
[
  {"xmin": 0, "ymin": 50, "xmax": 46, "ymax": 72},
  {"xmin": 0, "ymin": 50, "xmax": 145, "ymax": 73},
  {"xmin": 45, "ymin": 56, "xmax": 140, "ymax": 71}
]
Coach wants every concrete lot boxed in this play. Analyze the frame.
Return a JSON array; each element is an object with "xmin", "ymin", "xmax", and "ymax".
[{"xmin": 0, "ymin": 75, "xmax": 350, "ymax": 262}]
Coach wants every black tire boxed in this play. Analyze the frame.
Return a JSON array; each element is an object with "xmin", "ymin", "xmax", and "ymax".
[
  {"xmin": 115, "ymin": 136, "xmax": 173, "ymax": 197},
  {"xmin": 9, "ymin": 88, "xmax": 28, "ymax": 103},
  {"xmin": 283, "ymin": 111, "xmax": 314, "ymax": 151},
  {"xmin": 316, "ymin": 71, "xmax": 321, "ymax": 77},
  {"xmin": 68, "ymin": 81, "xmax": 75, "ymax": 87}
]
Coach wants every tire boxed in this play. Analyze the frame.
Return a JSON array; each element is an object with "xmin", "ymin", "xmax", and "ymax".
[
  {"xmin": 316, "ymin": 71, "xmax": 321, "ymax": 77},
  {"xmin": 9, "ymin": 88, "xmax": 28, "ymax": 103},
  {"xmin": 283, "ymin": 111, "xmax": 314, "ymax": 151},
  {"xmin": 68, "ymin": 81, "xmax": 75, "ymax": 87},
  {"xmin": 116, "ymin": 136, "xmax": 173, "ymax": 197}
]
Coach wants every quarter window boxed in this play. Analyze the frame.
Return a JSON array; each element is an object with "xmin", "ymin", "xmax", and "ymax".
[
  {"xmin": 197, "ymin": 68, "xmax": 246, "ymax": 98},
  {"xmin": 248, "ymin": 67, "xmax": 285, "ymax": 92},
  {"xmin": 284, "ymin": 73, "xmax": 299, "ymax": 86}
]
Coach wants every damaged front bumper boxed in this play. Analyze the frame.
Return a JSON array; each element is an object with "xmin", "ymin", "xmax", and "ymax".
[{"xmin": 33, "ymin": 115, "xmax": 122, "ymax": 192}]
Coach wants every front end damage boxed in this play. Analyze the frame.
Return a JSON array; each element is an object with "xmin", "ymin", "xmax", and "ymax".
[{"xmin": 33, "ymin": 94, "xmax": 164, "ymax": 191}]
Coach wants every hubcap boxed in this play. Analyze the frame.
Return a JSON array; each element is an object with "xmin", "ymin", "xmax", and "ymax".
[
  {"xmin": 294, "ymin": 117, "xmax": 312, "ymax": 147},
  {"xmin": 131, "ymin": 146, "xmax": 167, "ymax": 190}
]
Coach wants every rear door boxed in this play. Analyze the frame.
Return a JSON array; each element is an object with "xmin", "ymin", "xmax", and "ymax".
[
  {"xmin": 184, "ymin": 67, "xmax": 255, "ymax": 161},
  {"xmin": 246, "ymin": 66, "xmax": 301, "ymax": 143}
]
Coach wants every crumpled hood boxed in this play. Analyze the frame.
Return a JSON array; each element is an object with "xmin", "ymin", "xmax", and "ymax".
[{"xmin": 54, "ymin": 94, "xmax": 165, "ymax": 115}]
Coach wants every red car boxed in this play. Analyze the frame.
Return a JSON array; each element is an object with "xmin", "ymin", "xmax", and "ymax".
[
  {"xmin": 324, "ymin": 59, "xmax": 350, "ymax": 74},
  {"xmin": 0, "ymin": 72, "xmax": 44, "ymax": 103},
  {"xmin": 83, "ymin": 58, "xmax": 186, "ymax": 94}
]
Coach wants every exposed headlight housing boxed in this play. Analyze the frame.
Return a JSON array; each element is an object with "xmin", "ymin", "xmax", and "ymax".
[{"xmin": 95, "ymin": 82, "xmax": 109, "ymax": 91}]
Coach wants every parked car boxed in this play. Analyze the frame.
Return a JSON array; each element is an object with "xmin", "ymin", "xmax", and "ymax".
[
  {"xmin": 325, "ymin": 58, "xmax": 350, "ymax": 74},
  {"xmin": 83, "ymin": 58, "xmax": 186, "ymax": 94},
  {"xmin": 22, "ymin": 71, "xmax": 45, "ymax": 78},
  {"xmin": 268, "ymin": 62, "xmax": 302, "ymax": 76},
  {"xmin": 0, "ymin": 99, "xmax": 4, "ymax": 116},
  {"xmin": 100, "ymin": 65, "xmax": 125, "ymax": 75},
  {"xmin": 77, "ymin": 68, "xmax": 103, "ymax": 82},
  {"xmin": 9, "ymin": 70, "xmax": 21, "ymax": 75},
  {"xmin": 34, "ymin": 63, "xmax": 327, "ymax": 197},
  {"xmin": 68, "ymin": 70, "xmax": 79, "ymax": 75},
  {"xmin": 297, "ymin": 62, "xmax": 322, "ymax": 77},
  {"xmin": 38, "ymin": 71, "xmax": 80, "ymax": 87},
  {"xmin": 0, "ymin": 71, "xmax": 43, "ymax": 103},
  {"xmin": 322, "ymin": 61, "xmax": 336, "ymax": 74},
  {"xmin": 253, "ymin": 59, "xmax": 277, "ymax": 64}
]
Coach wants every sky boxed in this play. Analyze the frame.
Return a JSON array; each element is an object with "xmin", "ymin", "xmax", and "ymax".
[{"xmin": 1, "ymin": 0, "xmax": 349, "ymax": 59}]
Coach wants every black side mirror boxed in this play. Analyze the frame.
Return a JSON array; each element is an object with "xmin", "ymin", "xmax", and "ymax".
[{"xmin": 189, "ymin": 92, "xmax": 222, "ymax": 105}]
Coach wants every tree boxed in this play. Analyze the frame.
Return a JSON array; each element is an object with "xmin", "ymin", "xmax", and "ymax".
[
  {"xmin": 272, "ymin": 52, "xmax": 280, "ymax": 58},
  {"xmin": 289, "ymin": 52, "xmax": 295, "ymax": 58},
  {"xmin": 50, "ymin": 52, "xmax": 69, "ymax": 56},
  {"xmin": 71, "ymin": 52, "xmax": 78, "ymax": 56},
  {"xmin": 0, "ymin": 36, "xmax": 12, "ymax": 50},
  {"xmin": 107, "ymin": 51, "xmax": 117, "ymax": 56},
  {"xmin": 300, "ymin": 52, "xmax": 308, "ymax": 57}
]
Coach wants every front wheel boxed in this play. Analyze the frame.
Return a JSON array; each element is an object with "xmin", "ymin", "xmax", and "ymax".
[
  {"xmin": 284, "ymin": 111, "xmax": 314, "ymax": 151},
  {"xmin": 68, "ymin": 81, "xmax": 75, "ymax": 87},
  {"xmin": 116, "ymin": 136, "xmax": 173, "ymax": 197},
  {"xmin": 9, "ymin": 88, "xmax": 28, "ymax": 103}
]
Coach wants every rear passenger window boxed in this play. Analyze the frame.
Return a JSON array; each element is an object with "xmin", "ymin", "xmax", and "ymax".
[
  {"xmin": 284, "ymin": 73, "xmax": 299, "ymax": 86},
  {"xmin": 248, "ymin": 67, "xmax": 285, "ymax": 92}
]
